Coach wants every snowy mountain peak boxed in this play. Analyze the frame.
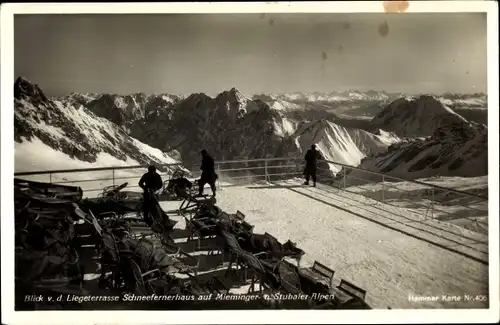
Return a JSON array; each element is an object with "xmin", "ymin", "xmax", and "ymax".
[
  {"xmin": 185, "ymin": 92, "xmax": 212, "ymax": 102},
  {"xmin": 14, "ymin": 77, "xmax": 48, "ymax": 102},
  {"xmin": 63, "ymin": 92, "xmax": 100, "ymax": 106},
  {"xmin": 85, "ymin": 93, "xmax": 146, "ymax": 126},
  {"xmin": 142, "ymin": 94, "xmax": 179, "ymax": 120},
  {"xmin": 214, "ymin": 88, "xmax": 258, "ymax": 116}
]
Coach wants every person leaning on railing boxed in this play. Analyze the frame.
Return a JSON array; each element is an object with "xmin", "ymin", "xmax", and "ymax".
[{"xmin": 138, "ymin": 165, "xmax": 163, "ymax": 226}]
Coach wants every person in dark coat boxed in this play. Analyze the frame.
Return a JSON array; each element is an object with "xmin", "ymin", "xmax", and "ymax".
[
  {"xmin": 198, "ymin": 149, "xmax": 217, "ymax": 197},
  {"xmin": 303, "ymin": 144, "xmax": 322, "ymax": 187},
  {"xmin": 138, "ymin": 165, "xmax": 163, "ymax": 226}
]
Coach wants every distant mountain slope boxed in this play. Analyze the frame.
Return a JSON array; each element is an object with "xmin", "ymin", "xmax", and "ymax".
[
  {"xmin": 336, "ymin": 122, "xmax": 488, "ymax": 184},
  {"xmin": 289, "ymin": 119, "xmax": 400, "ymax": 173},
  {"xmin": 128, "ymin": 87, "xmax": 403, "ymax": 170},
  {"xmin": 59, "ymin": 92, "xmax": 100, "ymax": 106},
  {"xmin": 31, "ymin": 82, "xmax": 487, "ymax": 184},
  {"xmin": 267, "ymin": 90, "xmax": 400, "ymax": 104},
  {"xmin": 322, "ymin": 94, "xmax": 490, "ymax": 183},
  {"xmin": 437, "ymin": 93, "xmax": 488, "ymax": 126},
  {"xmin": 14, "ymin": 77, "xmax": 182, "ymax": 172},
  {"xmin": 130, "ymin": 88, "xmax": 289, "ymax": 167},
  {"xmin": 369, "ymin": 95, "xmax": 474, "ymax": 138},
  {"xmin": 438, "ymin": 92, "xmax": 487, "ymax": 110}
]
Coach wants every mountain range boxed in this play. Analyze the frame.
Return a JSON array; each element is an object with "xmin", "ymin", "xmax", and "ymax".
[
  {"xmin": 14, "ymin": 77, "xmax": 181, "ymax": 173},
  {"xmin": 14, "ymin": 77, "xmax": 488, "ymax": 183}
]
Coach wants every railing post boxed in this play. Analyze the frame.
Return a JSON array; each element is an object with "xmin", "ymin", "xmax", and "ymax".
[
  {"xmin": 217, "ymin": 162, "xmax": 220, "ymax": 190},
  {"xmin": 265, "ymin": 160, "xmax": 268, "ymax": 183},
  {"xmin": 342, "ymin": 168, "xmax": 346, "ymax": 190},
  {"xmin": 381, "ymin": 175, "xmax": 385, "ymax": 202},
  {"xmin": 112, "ymin": 169, "xmax": 115, "ymax": 187},
  {"xmin": 49, "ymin": 173, "xmax": 52, "ymax": 184},
  {"xmin": 431, "ymin": 187, "xmax": 434, "ymax": 219}
]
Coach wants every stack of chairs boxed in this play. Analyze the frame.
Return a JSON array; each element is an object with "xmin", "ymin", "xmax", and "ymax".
[
  {"xmin": 175, "ymin": 193, "xmax": 371, "ymax": 309},
  {"xmin": 177, "ymin": 197, "xmax": 309, "ymax": 300}
]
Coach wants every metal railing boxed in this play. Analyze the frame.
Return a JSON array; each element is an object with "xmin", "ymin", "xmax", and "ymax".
[
  {"xmin": 318, "ymin": 159, "xmax": 488, "ymax": 224},
  {"xmin": 14, "ymin": 157, "xmax": 488, "ymax": 225}
]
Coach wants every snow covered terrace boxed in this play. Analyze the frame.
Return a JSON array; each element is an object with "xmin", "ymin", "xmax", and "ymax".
[
  {"xmin": 162, "ymin": 179, "xmax": 488, "ymax": 309},
  {"xmin": 14, "ymin": 159, "xmax": 490, "ymax": 309}
]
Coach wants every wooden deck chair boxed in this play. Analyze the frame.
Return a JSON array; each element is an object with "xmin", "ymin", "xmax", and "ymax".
[
  {"xmin": 260, "ymin": 232, "xmax": 304, "ymax": 264},
  {"xmin": 181, "ymin": 207, "xmax": 220, "ymax": 248},
  {"xmin": 178, "ymin": 196, "xmax": 200, "ymax": 218},
  {"xmin": 126, "ymin": 235, "xmax": 200, "ymax": 292},
  {"xmin": 189, "ymin": 275, "xmax": 230, "ymax": 296},
  {"xmin": 179, "ymin": 193, "xmax": 215, "ymax": 216},
  {"xmin": 219, "ymin": 230, "xmax": 272, "ymax": 294},
  {"xmin": 188, "ymin": 224, "xmax": 222, "ymax": 254},
  {"xmin": 238, "ymin": 220, "xmax": 254, "ymax": 233},
  {"xmin": 174, "ymin": 250, "xmax": 200, "ymax": 278},
  {"xmin": 126, "ymin": 243, "xmax": 186, "ymax": 295},
  {"xmin": 276, "ymin": 260, "xmax": 336, "ymax": 309},
  {"xmin": 235, "ymin": 210, "xmax": 245, "ymax": 221},
  {"xmin": 53, "ymin": 191, "xmax": 85, "ymax": 200},
  {"xmin": 72, "ymin": 203, "xmax": 121, "ymax": 239},
  {"xmin": 311, "ymin": 261, "xmax": 335, "ymax": 288},
  {"xmin": 98, "ymin": 211, "xmax": 121, "ymax": 220},
  {"xmin": 207, "ymin": 276, "xmax": 230, "ymax": 294},
  {"xmin": 282, "ymin": 260, "xmax": 337, "ymax": 309},
  {"xmin": 127, "ymin": 258, "xmax": 162, "ymax": 295},
  {"xmin": 138, "ymin": 232, "xmax": 200, "ymax": 277},
  {"xmin": 88, "ymin": 210, "xmax": 103, "ymax": 237},
  {"xmin": 277, "ymin": 261, "xmax": 302, "ymax": 294},
  {"xmin": 337, "ymin": 279, "xmax": 367, "ymax": 300},
  {"xmin": 26, "ymin": 246, "xmax": 84, "ymax": 296},
  {"xmin": 227, "ymin": 212, "xmax": 254, "ymax": 234}
]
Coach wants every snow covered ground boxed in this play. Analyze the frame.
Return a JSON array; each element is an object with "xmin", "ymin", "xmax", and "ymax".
[
  {"xmin": 13, "ymin": 158, "xmax": 489, "ymax": 309},
  {"xmin": 14, "ymin": 140, "xmax": 490, "ymax": 309},
  {"xmin": 160, "ymin": 179, "xmax": 489, "ymax": 309},
  {"xmin": 15, "ymin": 138, "xmax": 140, "ymax": 173},
  {"xmin": 15, "ymin": 138, "xmax": 188, "ymax": 197}
]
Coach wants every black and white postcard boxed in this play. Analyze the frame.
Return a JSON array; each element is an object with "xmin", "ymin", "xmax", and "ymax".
[{"xmin": 1, "ymin": 1, "xmax": 498, "ymax": 324}]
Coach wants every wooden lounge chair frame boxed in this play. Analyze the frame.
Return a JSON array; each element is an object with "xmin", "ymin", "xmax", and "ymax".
[
  {"xmin": 337, "ymin": 279, "xmax": 367, "ymax": 300},
  {"xmin": 311, "ymin": 260, "xmax": 335, "ymax": 288}
]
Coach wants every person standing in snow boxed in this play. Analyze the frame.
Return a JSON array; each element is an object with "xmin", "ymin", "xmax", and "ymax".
[
  {"xmin": 198, "ymin": 149, "xmax": 218, "ymax": 197},
  {"xmin": 303, "ymin": 144, "xmax": 322, "ymax": 187},
  {"xmin": 138, "ymin": 165, "xmax": 163, "ymax": 226}
]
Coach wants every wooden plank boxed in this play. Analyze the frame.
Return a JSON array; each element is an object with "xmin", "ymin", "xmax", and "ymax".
[
  {"xmin": 338, "ymin": 279, "xmax": 367, "ymax": 300},
  {"xmin": 312, "ymin": 261, "xmax": 335, "ymax": 283}
]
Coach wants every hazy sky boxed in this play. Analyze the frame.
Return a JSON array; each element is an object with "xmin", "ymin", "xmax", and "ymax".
[{"xmin": 14, "ymin": 13, "xmax": 487, "ymax": 96}]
